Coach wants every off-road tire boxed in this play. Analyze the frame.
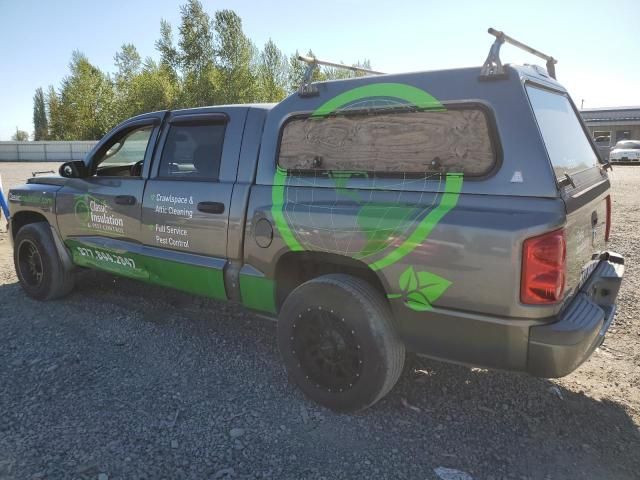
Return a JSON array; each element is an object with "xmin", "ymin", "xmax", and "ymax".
[
  {"xmin": 13, "ymin": 222, "xmax": 75, "ymax": 301},
  {"xmin": 278, "ymin": 274, "xmax": 405, "ymax": 412}
]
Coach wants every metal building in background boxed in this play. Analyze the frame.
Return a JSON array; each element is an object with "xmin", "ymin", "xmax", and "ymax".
[
  {"xmin": 0, "ymin": 141, "xmax": 97, "ymax": 162},
  {"xmin": 581, "ymin": 106, "xmax": 640, "ymax": 161}
]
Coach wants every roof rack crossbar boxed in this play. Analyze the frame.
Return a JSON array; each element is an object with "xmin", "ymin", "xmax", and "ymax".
[
  {"xmin": 297, "ymin": 55, "xmax": 385, "ymax": 97},
  {"xmin": 481, "ymin": 28, "xmax": 558, "ymax": 80},
  {"xmin": 297, "ymin": 55, "xmax": 385, "ymax": 75}
]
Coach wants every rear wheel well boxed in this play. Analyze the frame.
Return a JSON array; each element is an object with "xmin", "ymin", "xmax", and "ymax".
[
  {"xmin": 274, "ymin": 251, "xmax": 388, "ymax": 311},
  {"xmin": 11, "ymin": 211, "xmax": 49, "ymax": 241}
]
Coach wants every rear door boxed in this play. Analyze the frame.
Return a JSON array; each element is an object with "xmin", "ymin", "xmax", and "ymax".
[
  {"xmin": 526, "ymin": 85, "xmax": 610, "ymax": 298},
  {"xmin": 139, "ymin": 108, "xmax": 247, "ymax": 300}
]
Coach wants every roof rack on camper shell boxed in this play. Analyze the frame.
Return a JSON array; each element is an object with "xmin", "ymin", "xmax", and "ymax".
[
  {"xmin": 297, "ymin": 27, "xmax": 559, "ymax": 95},
  {"xmin": 481, "ymin": 28, "xmax": 558, "ymax": 80},
  {"xmin": 297, "ymin": 55, "xmax": 384, "ymax": 97}
]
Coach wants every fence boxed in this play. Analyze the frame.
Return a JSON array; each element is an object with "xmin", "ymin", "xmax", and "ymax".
[{"xmin": 0, "ymin": 141, "xmax": 98, "ymax": 162}]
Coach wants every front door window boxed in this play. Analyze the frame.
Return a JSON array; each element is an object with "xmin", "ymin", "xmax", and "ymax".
[{"xmin": 94, "ymin": 126, "xmax": 153, "ymax": 177}]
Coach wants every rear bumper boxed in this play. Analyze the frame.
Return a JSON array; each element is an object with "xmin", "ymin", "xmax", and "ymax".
[
  {"xmin": 527, "ymin": 251, "xmax": 624, "ymax": 377},
  {"xmin": 393, "ymin": 251, "xmax": 624, "ymax": 377}
]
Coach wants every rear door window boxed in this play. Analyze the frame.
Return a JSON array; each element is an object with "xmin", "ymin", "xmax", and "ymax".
[
  {"xmin": 526, "ymin": 85, "xmax": 599, "ymax": 178},
  {"xmin": 158, "ymin": 122, "xmax": 226, "ymax": 180},
  {"xmin": 278, "ymin": 107, "xmax": 496, "ymax": 176}
]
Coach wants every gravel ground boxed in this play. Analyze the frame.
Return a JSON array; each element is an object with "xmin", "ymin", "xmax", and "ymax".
[{"xmin": 0, "ymin": 162, "xmax": 639, "ymax": 480}]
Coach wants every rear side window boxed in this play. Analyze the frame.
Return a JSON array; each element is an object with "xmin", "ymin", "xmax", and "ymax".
[
  {"xmin": 158, "ymin": 122, "xmax": 225, "ymax": 180},
  {"xmin": 278, "ymin": 107, "xmax": 496, "ymax": 176},
  {"xmin": 526, "ymin": 85, "xmax": 599, "ymax": 178}
]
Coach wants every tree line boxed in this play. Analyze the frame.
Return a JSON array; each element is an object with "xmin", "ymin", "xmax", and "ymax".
[{"xmin": 28, "ymin": 0, "xmax": 371, "ymax": 141}]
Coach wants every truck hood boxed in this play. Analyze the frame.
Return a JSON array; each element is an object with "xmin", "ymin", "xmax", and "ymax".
[{"xmin": 26, "ymin": 175, "xmax": 67, "ymax": 187}]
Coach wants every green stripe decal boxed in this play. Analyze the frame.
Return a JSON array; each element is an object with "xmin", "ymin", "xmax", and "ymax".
[
  {"xmin": 65, "ymin": 239, "xmax": 227, "ymax": 300},
  {"xmin": 239, "ymin": 274, "xmax": 277, "ymax": 314},
  {"xmin": 145, "ymin": 257, "xmax": 226, "ymax": 299},
  {"xmin": 311, "ymin": 83, "xmax": 443, "ymax": 117},
  {"xmin": 272, "ymin": 166, "xmax": 304, "ymax": 252},
  {"xmin": 369, "ymin": 173, "xmax": 463, "ymax": 271}
]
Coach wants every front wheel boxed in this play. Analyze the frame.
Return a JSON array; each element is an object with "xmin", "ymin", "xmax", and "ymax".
[
  {"xmin": 13, "ymin": 222, "xmax": 75, "ymax": 301},
  {"xmin": 278, "ymin": 274, "xmax": 405, "ymax": 412}
]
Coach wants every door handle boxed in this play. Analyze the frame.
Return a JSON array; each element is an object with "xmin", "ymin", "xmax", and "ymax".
[
  {"xmin": 115, "ymin": 195, "xmax": 136, "ymax": 205},
  {"xmin": 197, "ymin": 201, "xmax": 225, "ymax": 214}
]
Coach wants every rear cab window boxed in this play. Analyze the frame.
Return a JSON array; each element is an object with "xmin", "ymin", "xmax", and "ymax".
[
  {"xmin": 526, "ymin": 85, "xmax": 599, "ymax": 179},
  {"xmin": 278, "ymin": 106, "xmax": 497, "ymax": 177}
]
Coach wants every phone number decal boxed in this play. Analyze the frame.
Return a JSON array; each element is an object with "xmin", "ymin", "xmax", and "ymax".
[{"xmin": 76, "ymin": 246, "xmax": 136, "ymax": 269}]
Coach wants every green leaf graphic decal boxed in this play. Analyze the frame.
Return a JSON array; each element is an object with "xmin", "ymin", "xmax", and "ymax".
[
  {"xmin": 416, "ymin": 272, "xmax": 452, "ymax": 304},
  {"xmin": 406, "ymin": 292, "xmax": 431, "ymax": 311},
  {"xmin": 399, "ymin": 266, "xmax": 418, "ymax": 292},
  {"xmin": 394, "ymin": 266, "xmax": 452, "ymax": 311}
]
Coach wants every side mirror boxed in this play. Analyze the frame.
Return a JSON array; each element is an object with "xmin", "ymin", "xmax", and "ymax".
[{"xmin": 59, "ymin": 160, "xmax": 89, "ymax": 178}]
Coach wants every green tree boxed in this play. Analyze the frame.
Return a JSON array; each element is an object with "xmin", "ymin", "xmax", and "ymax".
[
  {"xmin": 128, "ymin": 59, "xmax": 180, "ymax": 114},
  {"xmin": 114, "ymin": 43, "xmax": 143, "ymax": 120},
  {"xmin": 11, "ymin": 128, "xmax": 29, "ymax": 141},
  {"xmin": 178, "ymin": 0, "xmax": 214, "ymax": 74},
  {"xmin": 46, "ymin": 85, "xmax": 64, "ymax": 140},
  {"xmin": 57, "ymin": 51, "xmax": 116, "ymax": 139},
  {"xmin": 32, "ymin": 87, "xmax": 48, "ymax": 140},
  {"xmin": 257, "ymin": 39, "xmax": 288, "ymax": 102},
  {"xmin": 155, "ymin": 19, "xmax": 180, "ymax": 76},
  {"xmin": 213, "ymin": 9, "xmax": 257, "ymax": 103},
  {"xmin": 179, "ymin": 66, "xmax": 219, "ymax": 108},
  {"xmin": 42, "ymin": 3, "xmax": 374, "ymax": 138},
  {"xmin": 114, "ymin": 43, "xmax": 142, "ymax": 84},
  {"xmin": 175, "ymin": 0, "xmax": 217, "ymax": 107}
]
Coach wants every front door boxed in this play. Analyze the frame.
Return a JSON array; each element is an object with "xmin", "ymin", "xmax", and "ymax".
[
  {"xmin": 139, "ymin": 109, "xmax": 246, "ymax": 300},
  {"xmin": 56, "ymin": 115, "xmax": 162, "ymax": 278}
]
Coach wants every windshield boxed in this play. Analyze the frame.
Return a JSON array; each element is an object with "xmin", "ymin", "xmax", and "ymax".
[
  {"xmin": 615, "ymin": 141, "xmax": 640, "ymax": 150},
  {"xmin": 526, "ymin": 85, "xmax": 599, "ymax": 178}
]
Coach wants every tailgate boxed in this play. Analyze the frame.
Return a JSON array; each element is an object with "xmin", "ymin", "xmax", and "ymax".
[{"xmin": 562, "ymin": 168, "xmax": 610, "ymax": 298}]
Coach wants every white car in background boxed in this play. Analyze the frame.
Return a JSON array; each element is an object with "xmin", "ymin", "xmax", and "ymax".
[{"xmin": 610, "ymin": 140, "xmax": 640, "ymax": 163}]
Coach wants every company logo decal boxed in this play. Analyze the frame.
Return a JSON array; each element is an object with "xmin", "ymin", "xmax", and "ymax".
[{"xmin": 74, "ymin": 194, "xmax": 125, "ymax": 235}]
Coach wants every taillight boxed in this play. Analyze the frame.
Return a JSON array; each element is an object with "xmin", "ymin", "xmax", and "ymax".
[
  {"xmin": 521, "ymin": 229, "xmax": 566, "ymax": 304},
  {"xmin": 605, "ymin": 195, "xmax": 612, "ymax": 242}
]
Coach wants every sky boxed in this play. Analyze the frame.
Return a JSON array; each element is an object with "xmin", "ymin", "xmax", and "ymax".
[{"xmin": 0, "ymin": 0, "xmax": 639, "ymax": 140}]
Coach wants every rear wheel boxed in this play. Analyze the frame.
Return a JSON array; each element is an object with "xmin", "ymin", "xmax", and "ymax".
[
  {"xmin": 14, "ymin": 222, "xmax": 75, "ymax": 300},
  {"xmin": 278, "ymin": 274, "xmax": 405, "ymax": 412}
]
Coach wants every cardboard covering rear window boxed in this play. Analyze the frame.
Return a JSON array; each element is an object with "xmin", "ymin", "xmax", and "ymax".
[{"xmin": 278, "ymin": 108, "xmax": 496, "ymax": 176}]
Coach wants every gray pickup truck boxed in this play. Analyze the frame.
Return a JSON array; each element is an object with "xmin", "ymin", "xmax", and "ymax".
[{"xmin": 7, "ymin": 32, "xmax": 624, "ymax": 411}]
